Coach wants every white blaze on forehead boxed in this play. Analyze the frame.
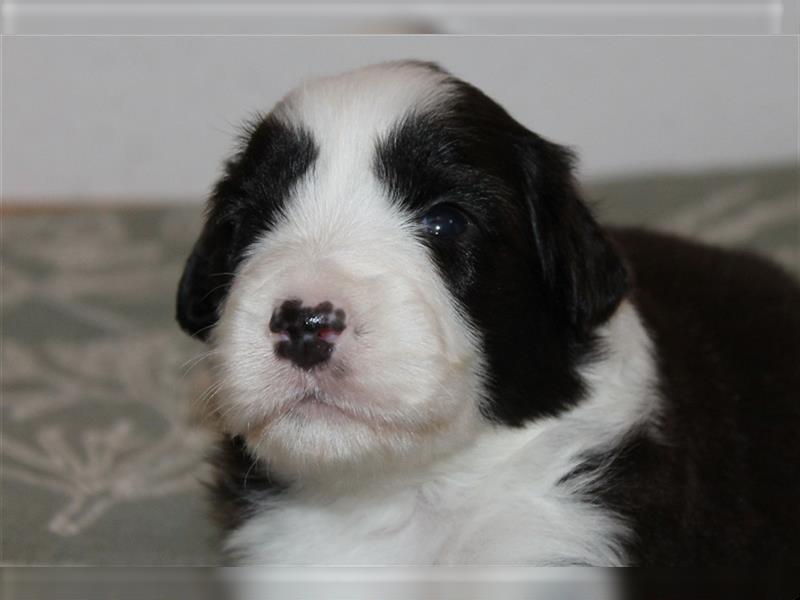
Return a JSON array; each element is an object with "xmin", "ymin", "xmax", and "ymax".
[
  {"xmin": 275, "ymin": 61, "xmax": 454, "ymax": 150},
  {"xmin": 258, "ymin": 61, "xmax": 457, "ymax": 261}
]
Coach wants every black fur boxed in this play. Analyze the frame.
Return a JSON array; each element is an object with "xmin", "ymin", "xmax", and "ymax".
[
  {"xmin": 375, "ymin": 78, "xmax": 628, "ymax": 424},
  {"xmin": 208, "ymin": 435, "xmax": 285, "ymax": 535},
  {"xmin": 176, "ymin": 114, "xmax": 318, "ymax": 339},
  {"xmin": 590, "ymin": 229, "xmax": 800, "ymax": 566}
]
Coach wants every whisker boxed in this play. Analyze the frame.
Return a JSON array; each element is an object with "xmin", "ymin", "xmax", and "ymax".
[
  {"xmin": 199, "ymin": 282, "xmax": 233, "ymax": 304},
  {"xmin": 186, "ymin": 321, "xmax": 222, "ymax": 339},
  {"xmin": 192, "ymin": 378, "xmax": 229, "ymax": 417},
  {"xmin": 180, "ymin": 349, "xmax": 220, "ymax": 376}
]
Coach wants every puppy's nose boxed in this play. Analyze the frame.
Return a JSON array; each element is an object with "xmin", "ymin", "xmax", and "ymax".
[{"xmin": 268, "ymin": 299, "xmax": 346, "ymax": 370}]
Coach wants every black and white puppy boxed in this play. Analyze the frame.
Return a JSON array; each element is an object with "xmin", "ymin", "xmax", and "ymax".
[{"xmin": 176, "ymin": 61, "xmax": 800, "ymax": 566}]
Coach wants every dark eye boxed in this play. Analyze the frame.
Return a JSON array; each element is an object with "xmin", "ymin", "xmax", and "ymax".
[{"xmin": 420, "ymin": 204, "xmax": 469, "ymax": 238}]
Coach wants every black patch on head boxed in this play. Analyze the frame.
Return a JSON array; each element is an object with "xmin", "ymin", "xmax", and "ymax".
[
  {"xmin": 375, "ymin": 72, "xmax": 628, "ymax": 425},
  {"xmin": 176, "ymin": 114, "xmax": 318, "ymax": 340}
]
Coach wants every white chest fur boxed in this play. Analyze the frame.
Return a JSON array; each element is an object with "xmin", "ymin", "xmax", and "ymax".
[
  {"xmin": 228, "ymin": 430, "xmax": 621, "ymax": 565},
  {"xmin": 225, "ymin": 303, "xmax": 657, "ymax": 566}
]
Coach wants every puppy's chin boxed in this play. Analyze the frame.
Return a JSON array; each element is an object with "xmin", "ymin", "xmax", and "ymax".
[
  {"xmin": 223, "ymin": 387, "xmax": 481, "ymax": 480},
  {"xmin": 209, "ymin": 325, "xmax": 484, "ymax": 478}
]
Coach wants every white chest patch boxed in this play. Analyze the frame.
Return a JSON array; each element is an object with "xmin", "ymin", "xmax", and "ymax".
[{"xmin": 225, "ymin": 302, "xmax": 657, "ymax": 566}]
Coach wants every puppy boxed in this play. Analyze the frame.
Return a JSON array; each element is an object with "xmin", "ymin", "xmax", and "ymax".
[{"xmin": 176, "ymin": 61, "xmax": 800, "ymax": 566}]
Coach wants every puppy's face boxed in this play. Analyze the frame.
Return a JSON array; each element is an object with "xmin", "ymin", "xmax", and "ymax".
[{"xmin": 177, "ymin": 62, "xmax": 627, "ymax": 477}]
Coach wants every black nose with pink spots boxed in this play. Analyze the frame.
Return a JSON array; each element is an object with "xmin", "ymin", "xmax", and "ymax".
[{"xmin": 268, "ymin": 299, "xmax": 347, "ymax": 370}]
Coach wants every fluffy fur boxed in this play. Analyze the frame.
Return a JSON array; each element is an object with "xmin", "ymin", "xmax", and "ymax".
[{"xmin": 176, "ymin": 61, "xmax": 800, "ymax": 566}]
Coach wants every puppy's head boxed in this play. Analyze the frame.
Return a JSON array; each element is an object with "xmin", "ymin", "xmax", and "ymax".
[{"xmin": 177, "ymin": 61, "xmax": 628, "ymax": 477}]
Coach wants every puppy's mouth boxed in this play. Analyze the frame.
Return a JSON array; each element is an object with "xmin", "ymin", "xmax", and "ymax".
[
  {"xmin": 284, "ymin": 391, "xmax": 371, "ymax": 425},
  {"xmin": 256, "ymin": 390, "xmax": 414, "ymax": 434},
  {"xmin": 294, "ymin": 392, "xmax": 349, "ymax": 416}
]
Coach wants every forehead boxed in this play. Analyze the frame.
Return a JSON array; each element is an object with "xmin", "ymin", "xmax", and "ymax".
[
  {"xmin": 210, "ymin": 62, "xmax": 529, "ymax": 240},
  {"xmin": 274, "ymin": 62, "xmax": 456, "ymax": 156},
  {"xmin": 269, "ymin": 62, "xmax": 524, "ymax": 215},
  {"xmin": 246, "ymin": 63, "xmax": 456, "ymax": 229}
]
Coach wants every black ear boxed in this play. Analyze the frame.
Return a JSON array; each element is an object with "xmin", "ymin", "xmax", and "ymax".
[
  {"xmin": 518, "ymin": 134, "xmax": 629, "ymax": 335},
  {"xmin": 176, "ymin": 216, "xmax": 236, "ymax": 341}
]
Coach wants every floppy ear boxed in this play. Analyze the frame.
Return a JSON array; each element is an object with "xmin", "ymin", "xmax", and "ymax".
[
  {"xmin": 176, "ymin": 215, "xmax": 237, "ymax": 341},
  {"xmin": 517, "ymin": 133, "xmax": 629, "ymax": 335}
]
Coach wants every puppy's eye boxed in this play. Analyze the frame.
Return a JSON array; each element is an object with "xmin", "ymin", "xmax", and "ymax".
[{"xmin": 420, "ymin": 204, "xmax": 469, "ymax": 238}]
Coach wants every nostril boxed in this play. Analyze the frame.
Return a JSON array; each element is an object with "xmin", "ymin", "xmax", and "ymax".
[
  {"xmin": 269, "ymin": 299, "xmax": 303, "ymax": 335},
  {"xmin": 269, "ymin": 299, "xmax": 347, "ymax": 370}
]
